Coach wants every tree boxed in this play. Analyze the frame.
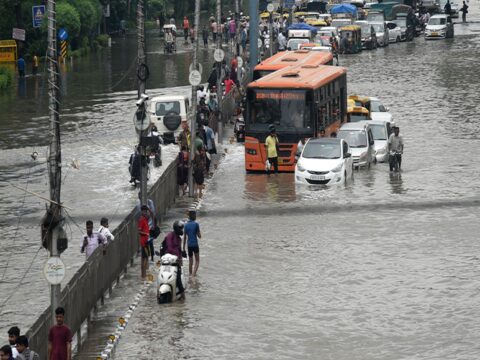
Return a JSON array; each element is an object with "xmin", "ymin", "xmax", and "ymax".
[
  {"xmin": 56, "ymin": 2, "xmax": 81, "ymax": 40},
  {"xmin": 68, "ymin": 0, "xmax": 102, "ymax": 38}
]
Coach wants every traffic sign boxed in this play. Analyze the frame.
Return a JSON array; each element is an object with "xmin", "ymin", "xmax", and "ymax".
[
  {"xmin": 12, "ymin": 28, "xmax": 25, "ymax": 41},
  {"xmin": 58, "ymin": 28, "xmax": 68, "ymax": 41},
  {"xmin": 60, "ymin": 41, "xmax": 68, "ymax": 59},
  {"xmin": 237, "ymin": 56, "xmax": 243, "ymax": 68},
  {"xmin": 214, "ymin": 48, "xmax": 225, "ymax": 62},
  {"xmin": 267, "ymin": 3, "xmax": 275, "ymax": 12},
  {"xmin": 43, "ymin": 257, "xmax": 66, "ymax": 285},
  {"xmin": 32, "ymin": 5, "xmax": 46, "ymax": 28},
  {"xmin": 189, "ymin": 70, "xmax": 202, "ymax": 86},
  {"xmin": 189, "ymin": 62, "xmax": 203, "ymax": 74}
]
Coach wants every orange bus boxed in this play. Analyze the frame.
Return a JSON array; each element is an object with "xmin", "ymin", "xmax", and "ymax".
[
  {"xmin": 245, "ymin": 64, "xmax": 347, "ymax": 172},
  {"xmin": 253, "ymin": 49, "xmax": 334, "ymax": 80}
]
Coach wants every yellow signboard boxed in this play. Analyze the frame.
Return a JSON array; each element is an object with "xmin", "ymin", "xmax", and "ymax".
[{"xmin": 0, "ymin": 40, "xmax": 17, "ymax": 63}]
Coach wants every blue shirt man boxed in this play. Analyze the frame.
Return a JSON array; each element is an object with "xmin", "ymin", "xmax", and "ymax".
[
  {"xmin": 17, "ymin": 57, "xmax": 25, "ymax": 77},
  {"xmin": 183, "ymin": 210, "xmax": 201, "ymax": 276}
]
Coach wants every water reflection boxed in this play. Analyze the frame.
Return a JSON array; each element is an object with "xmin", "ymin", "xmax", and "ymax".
[
  {"xmin": 389, "ymin": 172, "xmax": 406, "ymax": 194},
  {"xmin": 17, "ymin": 77, "xmax": 26, "ymax": 98},
  {"xmin": 244, "ymin": 173, "xmax": 297, "ymax": 203}
]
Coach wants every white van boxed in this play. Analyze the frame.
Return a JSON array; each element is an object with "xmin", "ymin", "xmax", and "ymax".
[
  {"xmin": 337, "ymin": 121, "xmax": 376, "ymax": 169},
  {"xmin": 148, "ymin": 94, "xmax": 190, "ymax": 144}
]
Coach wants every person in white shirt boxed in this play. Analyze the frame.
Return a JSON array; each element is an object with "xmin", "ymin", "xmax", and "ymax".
[
  {"xmin": 7, "ymin": 326, "xmax": 20, "ymax": 359},
  {"xmin": 277, "ymin": 31, "xmax": 287, "ymax": 51},
  {"xmin": 81, "ymin": 220, "xmax": 106, "ymax": 259},
  {"xmin": 98, "ymin": 217, "xmax": 115, "ymax": 243}
]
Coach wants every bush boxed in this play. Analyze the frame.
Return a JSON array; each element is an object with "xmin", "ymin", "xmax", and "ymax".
[
  {"xmin": 0, "ymin": 67, "xmax": 14, "ymax": 90},
  {"xmin": 96, "ymin": 34, "xmax": 110, "ymax": 48}
]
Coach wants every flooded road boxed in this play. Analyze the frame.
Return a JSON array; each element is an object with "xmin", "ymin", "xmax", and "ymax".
[
  {"xmin": 108, "ymin": 18, "xmax": 480, "ymax": 360},
  {"xmin": 1, "ymin": 9, "xmax": 480, "ymax": 360}
]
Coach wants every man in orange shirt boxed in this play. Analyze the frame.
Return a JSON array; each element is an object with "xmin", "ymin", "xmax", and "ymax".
[
  {"xmin": 183, "ymin": 16, "xmax": 190, "ymax": 43},
  {"xmin": 138, "ymin": 205, "xmax": 150, "ymax": 279}
]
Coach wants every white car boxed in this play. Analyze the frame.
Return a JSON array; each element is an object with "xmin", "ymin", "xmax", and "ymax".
[
  {"xmin": 425, "ymin": 14, "xmax": 454, "ymax": 39},
  {"xmin": 369, "ymin": 97, "xmax": 393, "ymax": 122},
  {"xmin": 148, "ymin": 94, "xmax": 190, "ymax": 143},
  {"xmin": 386, "ymin": 22, "xmax": 402, "ymax": 43},
  {"xmin": 370, "ymin": 22, "xmax": 389, "ymax": 47},
  {"xmin": 295, "ymin": 138, "xmax": 353, "ymax": 185},
  {"xmin": 367, "ymin": 120, "xmax": 391, "ymax": 162},
  {"xmin": 337, "ymin": 121, "xmax": 376, "ymax": 169}
]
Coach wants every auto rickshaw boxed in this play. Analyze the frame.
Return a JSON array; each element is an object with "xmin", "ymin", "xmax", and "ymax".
[
  {"xmin": 338, "ymin": 25, "xmax": 362, "ymax": 54},
  {"xmin": 306, "ymin": 19, "xmax": 328, "ymax": 29}
]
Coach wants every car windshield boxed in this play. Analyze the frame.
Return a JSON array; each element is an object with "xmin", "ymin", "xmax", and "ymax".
[
  {"xmin": 429, "ymin": 17, "xmax": 447, "ymax": 25},
  {"xmin": 370, "ymin": 124, "xmax": 387, "ymax": 140},
  {"xmin": 302, "ymin": 142, "xmax": 341, "ymax": 159},
  {"xmin": 349, "ymin": 113, "xmax": 369, "ymax": 121},
  {"xmin": 392, "ymin": 19, "xmax": 406, "ymax": 28},
  {"xmin": 338, "ymin": 130, "xmax": 368, "ymax": 147},
  {"xmin": 288, "ymin": 39, "xmax": 308, "ymax": 50},
  {"xmin": 155, "ymin": 101, "xmax": 180, "ymax": 116},
  {"xmin": 359, "ymin": 24, "xmax": 371, "ymax": 35},
  {"xmin": 318, "ymin": 30, "xmax": 334, "ymax": 37},
  {"xmin": 367, "ymin": 13, "xmax": 384, "ymax": 22},
  {"xmin": 248, "ymin": 89, "xmax": 312, "ymax": 132},
  {"xmin": 372, "ymin": 24, "xmax": 384, "ymax": 33},
  {"xmin": 370, "ymin": 100, "xmax": 387, "ymax": 112}
]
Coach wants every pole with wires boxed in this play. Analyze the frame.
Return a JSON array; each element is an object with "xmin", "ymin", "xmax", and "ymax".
[
  {"xmin": 137, "ymin": 0, "xmax": 148, "ymax": 206},
  {"xmin": 248, "ymin": 0, "xmax": 259, "ymax": 79},
  {"xmin": 188, "ymin": 0, "xmax": 201, "ymax": 197},
  {"xmin": 216, "ymin": 0, "xmax": 223, "ymax": 145},
  {"xmin": 46, "ymin": 0, "xmax": 63, "ymax": 324}
]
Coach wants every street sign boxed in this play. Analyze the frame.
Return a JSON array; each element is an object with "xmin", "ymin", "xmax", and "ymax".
[
  {"xmin": 60, "ymin": 41, "xmax": 68, "ymax": 59},
  {"xmin": 237, "ymin": 56, "xmax": 243, "ymax": 68},
  {"xmin": 32, "ymin": 5, "xmax": 46, "ymax": 28},
  {"xmin": 189, "ymin": 62, "xmax": 203, "ymax": 74},
  {"xmin": 189, "ymin": 70, "xmax": 202, "ymax": 86},
  {"xmin": 12, "ymin": 28, "xmax": 25, "ymax": 42},
  {"xmin": 267, "ymin": 3, "xmax": 275, "ymax": 12},
  {"xmin": 58, "ymin": 28, "xmax": 68, "ymax": 41},
  {"xmin": 43, "ymin": 257, "xmax": 66, "ymax": 285},
  {"xmin": 214, "ymin": 48, "xmax": 225, "ymax": 62}
]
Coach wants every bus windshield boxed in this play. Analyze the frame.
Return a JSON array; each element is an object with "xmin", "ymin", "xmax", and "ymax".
[{"xmin": 248, "ymin": 89, "xmax": 312, "ymax": 132}]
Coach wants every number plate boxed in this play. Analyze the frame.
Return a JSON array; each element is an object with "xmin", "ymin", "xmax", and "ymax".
[
  {"xmin": 432, "ymin": 32, "xmax": 438, "ymax": 36},
  {"xmin": 311, "ymin": 175, "xmax": 325, "ymax": 180}
]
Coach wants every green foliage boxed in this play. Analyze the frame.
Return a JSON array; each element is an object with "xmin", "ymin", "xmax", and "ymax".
[
  {"xmin": 96, "ymin": 34, "xmax": 110, "ymax": 47},
  {"xmin": 56, "ymin": 2, "xmax": 81, "ymax": 40},
  {"xmin": 68, "ymin": 0, "xmax": 102, "ymax": 37},
  {"xmin": 0, "ymin": 67, "xmax": 14, "ymax": 90}
]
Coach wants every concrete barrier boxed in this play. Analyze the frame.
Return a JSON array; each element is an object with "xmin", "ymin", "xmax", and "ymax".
[{"xmin": 25, "ymin": 159, "xmax": 178, "ymax": 359}]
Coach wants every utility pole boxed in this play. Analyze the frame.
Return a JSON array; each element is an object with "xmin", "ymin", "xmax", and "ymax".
[
  {"xmin": 235, "ymin": 0, "xmax": 240, "ymax": 56},
  {"xmin": 46, "ymin": 0, "xmax": 62, "ymax": 324},
  {"xmin": 137, "ymin": 0, "xmax": 148, "ymax": 206},
  {"xmin": 248, "ymin": 0, "xmax": 259, "ymax": 80},
  {"xmin": 188, "ymin": 0, "xmax": 201, "ymax": 197},
  {"xmin": 216, "ymin": 0, "xmax": 223, "ymax": 144}
]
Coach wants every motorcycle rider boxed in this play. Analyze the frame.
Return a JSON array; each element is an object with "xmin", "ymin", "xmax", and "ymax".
[
  {"xmin": 165, "ymin": 28, "xmax": 174, "ymax": 52},
  {"xmin": 388, "ymin": 126, "xmax": 404, "ymax": 171},
  {"xmin": 162, "ymin": 221, "xmax": 186, "ymax": 300}
]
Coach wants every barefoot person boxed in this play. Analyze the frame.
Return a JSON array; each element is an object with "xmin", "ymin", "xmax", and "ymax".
[{"xmin": 183, "ymin": 210, "xmax": 201, "ymax": 276}]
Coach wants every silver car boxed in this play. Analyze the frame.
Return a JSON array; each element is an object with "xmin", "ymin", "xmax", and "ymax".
[{"xmin": 370, "ymin": 22, "xmax": 389, "ymax": 47}]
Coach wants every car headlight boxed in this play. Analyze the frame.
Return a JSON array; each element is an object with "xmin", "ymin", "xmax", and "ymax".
[
  {"xmin": 297, "ymin": 163, "xmax": 306, "ymax": 172},
  {"xmin": 331, "ymin": 163, "xmax": 343, "ymax": 173}
]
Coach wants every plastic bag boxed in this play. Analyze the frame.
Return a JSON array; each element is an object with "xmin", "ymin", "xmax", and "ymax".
[{"xmin": 265, "ymin": 159, "xmax": 271, "ymax": 171}]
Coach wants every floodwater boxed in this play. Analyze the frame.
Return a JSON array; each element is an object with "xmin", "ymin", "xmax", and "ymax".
[
  {"xmin": 0, "ymin": 30, "xmax": 217, "ymax": 334},
  {"xmin": 111, "ymin": 15, "xmax": 480, "ymax": 360},
  {"xmin": 2, "ymin": 9, "xmax": 480, "ymax": 360}
]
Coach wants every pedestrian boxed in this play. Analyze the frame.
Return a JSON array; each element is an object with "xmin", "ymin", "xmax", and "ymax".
[
  {"xmin": 138, "ymin": 205, "xmax": 150, "ymax": 279},
  {"xmin": 183, "ymin": 210, "xmax": 201, "ymax": 277},
  {"xmin": 229, "ymin": 18, "xmax": 236, "ymax": 45},
  {"xmin": 183, "ymin": 16, "xmax": 190, "ymax": 43},
  {"xmin": 318, "ymin": 128, "xmax": 326, "ymax": 137},
  {"xmin": 444, "ymin": 0, "xmax": 452, "ymax": 15},
  {"xmin": 15, "ymin": 336, "xmax": 39, "ymax": 360},
  {"xmin": 193, "ymin": 148, "xmax": 206, "ymax": 198},
  {"xmin": 265, "ymin": 125, "xmax": 279, "ymax": 174},
  {"xmin": 162, "ymin": 221, "xmax": 186, "ymax": 299},
  {"xmin": 460, "ymin": 1, "xmax": 468, "ymax": 22},
  {"xmin": 224, "ymin": 74, "xmax": 234, "ymax": 95},
  {"xmin": 240, "ymin": 24, "xmax": 248, "ymax": 53},
  {"xmin": 230, "ymin": 58, "xmax": 238, "ymax": 85},
  {"xmin": 211, "ymin": 20, "xmax": 218, "ymax": 42},
  {"xmin": 80, "ymin": 220, "xmax": 106, "ymax": 259},
  {"xmin": 202, "ymin": 25, "xmax": 209, "ymax": 47},
  {"xmin": 98, "ymin": 217, "xmax": 115, "ymax": 243},
  {"xmin": 388, "ymin": 126, "xmax": 404, "ymax": 171},
  {"xmin": 32, "ymin": 54, "xmax": 39, "ymax": 75},
  {"xmin": 190, "ymin": 27, "xmax": 195, "ymax": 44},
  {"xmin": 223, "ymin": 20, "xmax": 229, "ymax": 44},
  {"xmin": 17, "ymin": 56, "xmax": 25, "ymax": 77},
  {"xmin": 178, "ymin": 120, "xmax": 190, "ymax": 150},
  {"xmin": 0, "ymin": 345, "xmax": 13, "ymax": 360},
  {"xmin": 135, "ymin": 194, "xmax": 157, "ymax": 262},
  {"xmin": 177, "ymin": 145, "xmax": 189, "ymax": 195},
  {"xmin": 203, "ymin": 120, "xmax": 216, "ymax": 173},
  {"xmin": 7, "ymin": 327, "xmax": 19, "ymax": 359},
  {"xmin": 277, "ymin": 31, "xmax": 287, "ymax": 51},
  {"xmin": 48, "ymin": 307, "xmax": 72, "ymax": 360}
]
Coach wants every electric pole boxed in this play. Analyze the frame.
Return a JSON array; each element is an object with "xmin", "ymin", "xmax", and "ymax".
[
  {"xmin": 188, "ymin": 0, "xmax": 201, "ymax": 197},
  {"xmin": 137, "ymin": 0, "xmax": 148, "ymax": 206},
  {"xmin": 46, "ymin": 0, "xmax": 62, "ymax": 324},
  {"xmin": 216, "ymin": 0, "xmax": 223, "ymax": 144},
  {"xmin": 235, "ymin": 0, "xmax": 240, "ymax": 56},
  {"xmin": 248, "ymin": 0, "xmax": 259, "ymax": 79}
]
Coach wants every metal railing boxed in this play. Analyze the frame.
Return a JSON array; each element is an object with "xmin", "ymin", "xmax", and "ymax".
[{"xmin": 26, "ymin": 159, "xmax": 178, "ymax": 359}]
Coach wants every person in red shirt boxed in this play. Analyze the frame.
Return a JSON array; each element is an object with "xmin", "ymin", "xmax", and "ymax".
[
  {"xmin": 48, "ymin": 307, "xmax": 73, "ymax": 360},
  {"xmin": 183, "ymin": 16, "xmax": 190, "ymax": 43},
  {"xmin": 138, "ymin": 205, "xmax": 150, "ymax": 279},
  {"xmin": 224, "ymin": 74, "xmax": 234, "ymax": 95}
]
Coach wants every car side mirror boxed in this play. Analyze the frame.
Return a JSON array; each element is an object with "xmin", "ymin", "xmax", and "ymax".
[{"xmin": 344, "ymin": 152, "xmax": 351, "ymax": 158}]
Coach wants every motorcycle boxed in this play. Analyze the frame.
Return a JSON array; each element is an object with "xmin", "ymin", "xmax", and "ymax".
[
  {"xmin": 389, "ymin": 151, "xmax": 402, "ymax": 172},
  {"xmin": 156, "ymin": 254, "xmax": 186, "ymax": 303}
]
